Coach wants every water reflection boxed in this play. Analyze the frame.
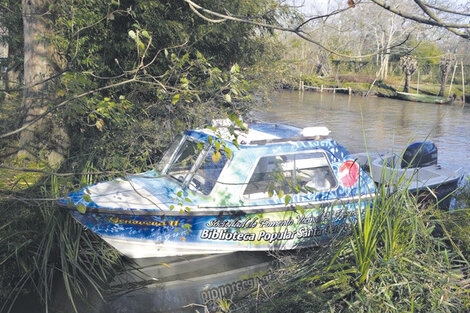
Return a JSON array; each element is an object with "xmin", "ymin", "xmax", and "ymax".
[
  {"xmin": 103, "ymin": 252, "xmax": 274, "ymax": 313},
  {"xmin": 252, "ymin": 91, "xmax": 470, "ymax": 173}
]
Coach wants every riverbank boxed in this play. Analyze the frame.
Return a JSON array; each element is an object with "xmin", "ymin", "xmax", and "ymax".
[{"xmin": 281, "ymin": 75, "xmax": 469, "ymax": 104}]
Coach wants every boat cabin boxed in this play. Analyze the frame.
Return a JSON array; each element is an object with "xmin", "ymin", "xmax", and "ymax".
[{"xmin": 149, "ymin": 122, "xmax": 375, "ymax": 210}]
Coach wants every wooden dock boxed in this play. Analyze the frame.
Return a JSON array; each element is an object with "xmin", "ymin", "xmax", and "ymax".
[{"xmin": 298, "ymin": 81, "xmax": 352, "ymax": 95}]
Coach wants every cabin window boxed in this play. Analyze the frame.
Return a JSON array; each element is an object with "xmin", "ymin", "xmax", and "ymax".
[
  {"xmin": 190, "ymin": 149, "xmax": 228, "ymax": 195},
  {"xmin": 243, "ymin": 151, "xmax": 337, "ymax": 199}
]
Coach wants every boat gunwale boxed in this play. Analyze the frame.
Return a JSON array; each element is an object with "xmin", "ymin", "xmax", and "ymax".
[{"xmin": 57, "ymin": 193, "xmax": 375, "ymax": 216}]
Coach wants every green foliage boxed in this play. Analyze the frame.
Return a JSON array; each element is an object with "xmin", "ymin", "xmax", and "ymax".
[
  {"xmin": 411, "ymin": 40, "xmax": 443, "ymax": 66},
  {"xmin": 242, "ymin": 180, "xmax": 468, "ymax": 312},
  {"xmin": 0, "ymin": 0, "xmax": 289, "ymax": 175}
]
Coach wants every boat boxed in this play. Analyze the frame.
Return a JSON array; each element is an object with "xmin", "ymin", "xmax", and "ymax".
[
  {"xmin": 58, "ymin": 121, "xmax": 377, "ymax": 258},
  {"xmin": 58, "ymin": 122, "xmax": 462, "ymax": 258},
  {"xmin": 352, "ymin": 141, "xmax": 463, "ymax": 208},
  {"xmin": 393, "ymin": 91, "xmax": 452, "ymax": 105}
]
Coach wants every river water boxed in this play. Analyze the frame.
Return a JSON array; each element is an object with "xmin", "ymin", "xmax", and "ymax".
[
  {"xmin": 48, "ymin": 91, "xmax": 469, "ymax": 313},
  {"xmin": 253, "ymin": 90, "xmax": 470, "ymax": 174}
]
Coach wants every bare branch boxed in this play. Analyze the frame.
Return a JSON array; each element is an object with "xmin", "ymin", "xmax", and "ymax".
[
  {"xmin": 0, "ymin": 164, "xmax": 128, "ymax": 177},
  {"xmin": 423, "ymin": 2, "xmax": 470, "ymax": 17},
  {"xmin": 370, "ymin": 0, "xmax": 470, "ymax": 39},
  {"xmin": 183, "ymin": 0, "xmax": 413, "ymax": 59},
  {"xmin": 72, "ymin": 9, "xmax": 130, "ymax": 37},
  {"xmin": 0, "ymin": 78, "xmax": 137, "ymax": 139},
  {"xmin": 414, "ymin": 0, "xmax": 470, "ymax": 39},
  {"xmin": 187, "ymin": 2, "xmax": 226, "ymax": 23},
  {"xmin": 295, "ymin": 2, "xmax": 360, "ymax": 31}
]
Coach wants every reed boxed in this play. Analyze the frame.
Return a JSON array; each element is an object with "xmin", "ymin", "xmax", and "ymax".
[
  {"xmin": 243, "ymin": 162, "xmax": 469, "ymax": 312},
  {"xmin": 0, "ymin": 170, "xmax": 128, "ymax": 313}
]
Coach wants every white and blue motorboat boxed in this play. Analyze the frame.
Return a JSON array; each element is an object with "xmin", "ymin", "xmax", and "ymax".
[{"xmin": 59, "ymin": 122, "xmax": 457, "ymax": 258}]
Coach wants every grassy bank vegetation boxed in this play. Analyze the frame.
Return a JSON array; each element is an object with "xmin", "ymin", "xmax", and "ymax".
[
  {"xmin": 243, "ymin": 178, "xmax": 470, "ymax": 312},
  {"xmin": 298, "ymin": 73, "xmax": 468, "ymax": 101}
]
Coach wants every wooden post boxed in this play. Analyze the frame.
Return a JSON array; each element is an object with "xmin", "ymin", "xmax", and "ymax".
[
  {"xmin": 448, "ymin": 61, "xmax": 458, "ymax": 98},
  {"xmin": 320, "ymin": 85, "xmax": 323, "ymax": 92},
  {"xmin": 417, "ymin": 68, "xmax": 420, "ymax": 94},
  {"xmin": 462, "ymin": 61, "xmax": 466, "ymax": 104},
  {"xmin": 348, "ymin": 87, "xmax": 352, "ymax": 95}
]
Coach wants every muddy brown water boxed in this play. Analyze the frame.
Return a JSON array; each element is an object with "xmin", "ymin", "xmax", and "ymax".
[{"xmin": 253, "ymin": 90, "xmax": 470, "ymax": 173}]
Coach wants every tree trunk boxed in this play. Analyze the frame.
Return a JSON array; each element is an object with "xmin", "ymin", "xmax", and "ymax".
[
  {"xmin": 18, "ymin": 0, "xmax": 69, "ymax": 167},
  {"xmin": 404, "ymin": 74, "xmax": 411, "ymax": 92},
  {"xmin": 438, "ymin": 71, "xmax": 449, "ymax": 97}
]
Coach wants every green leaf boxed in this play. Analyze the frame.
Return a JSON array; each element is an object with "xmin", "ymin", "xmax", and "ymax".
[
  {"xmin": 295, "ymin": 205, "xmax": 305, "ymax": 215},
  {"xmin": 83, "ymin": 195, "xmax": 92, "ymax": 202},
  {"xmin": 278, "ymin": 190, "xmax": 284, "ymax": 198},
  {"xmin": 184, "ymin": 197, "xmax": 192, "ymax": 202},
  {"xmin": 230, "ymin": 63, "xmax": 240, "ymax": 73},
  {"xmin": 170, "ymin": 205, "xmax": 175, "ymax": 211},
  {"xmin": 76, "ymin": 204, "xmax": 87, "ymax": 214},
  {"xmin": 177, "ymin": 191, "xmax": 183, "ymax": 197},
  {"xmin": 128, "ymin": 30, "xmax": 136, "ymax": 40},
  {"xmin": 232, "ymin": 139, "xmax": 240, "ymax": 149},
  {"xmin": 172, "ymin": 94, "xmax": 180, "ymax": 105},
  {"xmin": 284, "ymin": 195, "xmax": 291, "ymax": 205},
  {"xmin": 224, "ymin": 93, "xmax": 232, "ymax": 103},
  {"xmin": 223, "ymin": 146, "xmax": 232, "ymax": 159},
  {"xmin": 141, "ymin": 30, "xmax": 150, "ymax": 39}
]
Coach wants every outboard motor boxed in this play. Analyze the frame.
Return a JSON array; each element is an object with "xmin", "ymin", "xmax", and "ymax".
[{"xmin": 401, "ymin": 141, "xmax": 438, "ymax": 168}]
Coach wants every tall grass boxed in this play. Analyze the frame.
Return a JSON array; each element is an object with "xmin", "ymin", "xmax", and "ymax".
[
  {"xmin": 242, "ymin": 164, "xmax": 469, "ymax": 312},
  {"xmin": 0, "ymin": 170, "xmax": 128, "ymax": 313}
]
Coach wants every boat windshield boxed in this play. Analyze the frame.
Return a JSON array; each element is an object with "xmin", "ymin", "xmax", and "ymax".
[
  {"xmin": 166, "ymin": 138, "xmax": 205, "ymax": 183},
  {"xmin": 191, "ymin": 148, "xmax": 228, "ymax": 195},
  {"xmin": 159, "ymin": 135, "xmax": 229, "ymax": 194},
  {"xmin": 156, "ymin": 135, "xmax": 184, "ymax": 174}
]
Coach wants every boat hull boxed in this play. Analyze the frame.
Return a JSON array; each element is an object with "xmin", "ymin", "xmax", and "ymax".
[
  {"xmin": 394, "ymin": 92, "xmax": 452, "ymax": 104},
  {"xmin": 70, "ymin": 198, "xmax": 371, "ymax": 258}
]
